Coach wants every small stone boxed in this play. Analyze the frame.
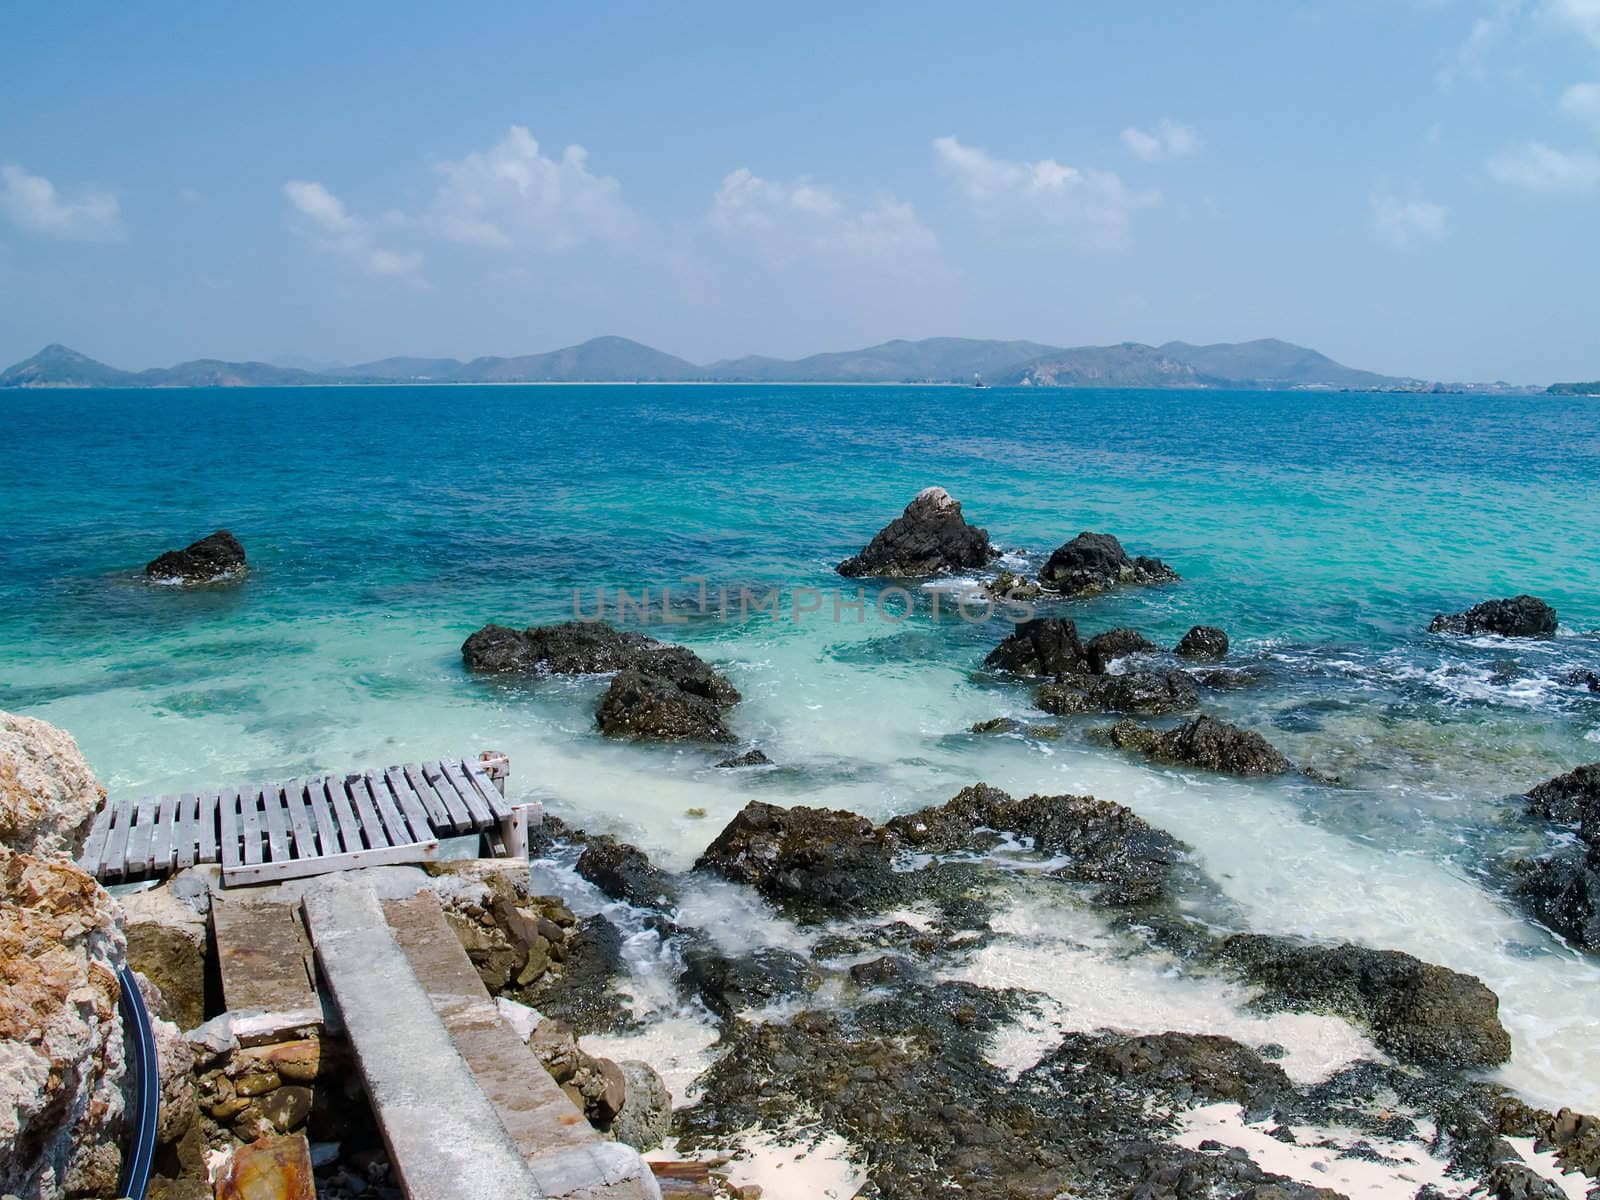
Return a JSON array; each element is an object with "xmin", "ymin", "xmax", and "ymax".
[
  {"xmin": 686, "ymin": 807, "xmax": 708, "ymax": 818},
  {"xmin": 234, "ymin": 1071, "xmax": 282, "ymax": 1096},
  {"xmin": 594, "ymin": 1058, "xmax": 628, "ymax": 1123},
  {"xmin": 257, "ymin": 1085, "xmax": 314, "ymax": 1132},
  {"xmin": 214, "ymin": 1134, "xmax": 315, "ymax": 1200}
]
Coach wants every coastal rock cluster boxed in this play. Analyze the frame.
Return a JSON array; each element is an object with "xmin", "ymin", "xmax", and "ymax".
[
  {"xmin": 145, "ymin": 528, "xmax": 248, "ymax": 584},
  {"xmin": 1429, "ymin": 594, "xmax": 1559, "ymax": 638},
  {"xmin": 463, "ymin": 620, "xmax": 741, "ymax": 743},
  {"xmin": 1513, "ymin": 762, "xmax": 1600, "ymax": 951},
  {"xmin": 836, "ymin": 487, "xmax": 1179, "ymax": 597}
]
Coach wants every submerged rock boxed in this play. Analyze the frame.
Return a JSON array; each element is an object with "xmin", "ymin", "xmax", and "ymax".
[
  {"xmin": 1217, "ymin": 934, "xmax": 1512, "ymax": 1069},
  {"xmin": 968, "ymin": 716, "xmax": 1064, "ymax": 740},
  {"xmin": 1560, "ymin": 668, "xmax": 1600, "ymax": 694},
  {"xmin": 1090, "ymin": 715, "xmax": 1294, "ymax": 776},
  {"xmin": 836, "ymin": 486, "xmax": 996, "ymax": 578},
  {"xmin": 714, "ymin": 748, "xmax": 772, "ymax": 768},
  {"xmin": 1085, "ymin": 627, "xmax": 1160, "ymax": 673},
  {"xmin": 0, "ymin": 708, "xmax": 105, "ymax": 858},
  {"xmin": 145, "ymin": 528, "xmax": 247, "ymax": 584},
  {"xmin": 983, "ymin": 617, "xmax": 1090, "ymax": 677},
  {"xmin": 1428, "ymin": 595, "xmax": 1558, "ymax": 638},
  {"xmin": 682, "ymin": 944, "xmax": 821, "ymax": 1020},
  {"xmin": 1035, "ymin": 669, "xmax": 1200, "ymax": 716},
  {"xmin": 1037, "ymin": 531, "xmax": 1178, "ymax": 596},
  {"xmin": 1175, "ymin": 624, "xmax": 1230, "ymax": 660}
]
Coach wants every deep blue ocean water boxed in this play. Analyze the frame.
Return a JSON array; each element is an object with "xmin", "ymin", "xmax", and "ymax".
[{"xmin": 3, "ymin": 383, "xmax": 1599, "ymax": 1108}]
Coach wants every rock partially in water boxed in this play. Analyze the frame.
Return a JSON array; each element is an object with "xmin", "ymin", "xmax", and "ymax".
[
  {"xmin": 682, "ymin": 944, "xmax": 821, "ymax": 1020},
  {"xmin": 1524, "ymin": 762, "xmax": 1600, "ymax": 835},
  {"xmin": 0, "ymin": 708, "xmax": 105, "ymax": 858},
  {"xmin": 983, "ymin": 569, "xmax": 1043, "ymax": 603},
  {"xmin": 968, "ymin": 716, "xmax": 1063, "ymax": 740},
  {"xmin": 596, "ymin": 669, "xmax": 736, "ymax": 743},
  {"xmin": 1513, "ymin": 762, "xmax": 1600, "ymax": 952},
  {"xmin": 1, "ymin": 847, "xmax": 129, "ymax": 1200},
  {"xmin": 576, "ymin": 835, "xmax": 679, "ymax": 909},
  {"xmin": 1217, "ymin": 934, "xmax": 1512, "ymax": 1069},
  {"xmin": 1175, "ymin": 624, "xmax": 1230, "ymax": 660},
  {"xmin": 1031, "ymin": 1030, "xmax": 1292, "ymax": 1113},
  {"xmin": 1037, "ymin": 531, "xmax": 1179, "ymax": 596},
  {"xmin": 836, "ymin": 486, "xmax": 996, "ymax": 578},
  {"xmin": 885, "ymin": 782, "xmax": 1193, "ymax": 910},
  {"xmin": 983, "ymin": 617, "xmax": 1090, "ymax": 677},
  {"xmin": 1561, "ymin": 668, "xmax": 1600, "ymax": 694},
  {"xmin": 696, "ymin": 801, "xmax": 897, "ymax": 919},
  {"xmin": 715, "ymin": 748, "xmax": 772, "ymax": 768},
  {"xmin": 1085, "ymin": 627, "xmax": 1160, "ymax": 673},
  {"xmin": 1035, "ymin": 669, "xmax": 1200, "ymax": 716},
  {"xmin": 462, "ymin": 620, "xmax": 739, "ymax": 703},
  {"xmin": 1090, "ymin": 715, "xmax": 1294, "ymax": 776},
  {"xmin": 145, "ymin": 528, "xmax": 247, "ymax": 584},
  {"xmin": 1428, "ymin": 595, "xmax": 1558, "ymax": 638}
]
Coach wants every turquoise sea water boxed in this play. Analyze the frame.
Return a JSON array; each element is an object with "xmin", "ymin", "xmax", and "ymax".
[{"xmin": 3, "ymin": 384, "xmax": 1599, "ymax": 1109}]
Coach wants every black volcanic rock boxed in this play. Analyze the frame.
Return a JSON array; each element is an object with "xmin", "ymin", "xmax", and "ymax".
[
  {"xmin": 463, "ymin": 620, "xmax": 740, "ymax": 743},
  {"xmin": 1513, "ymin": 762, "xmax": 1600, "ymax": 951},
  {"xmin": 983, "ymin": 617, "xmax": 1090, "ymax": 676},
  {"xmin": 145, "ymin": 529, "xmax": 247, "ymax": 584},
  {"xmin": 1037, "ymin": 531, "xmax": 1178, "ymax": 596},
  {"xmin": 576, "ymin": 836, "xmax": 679, "ymax": 909},
  {"xmin": 837, "ymin": 487, "xmax": 996, "ymax": 578},
  {"xmin": 715, "ymin": 748, "xmax": 772, "ymax": 768},
  {"xmin": 1428, "ymin": 596, "xmax": 1558, "ymax": 638},
  {"xmin": 1085, "ymin": 628, "xmax": 1159, "ymax": 673},
  {"xmin": 1175, "ymin": 625, "xmax": 1230, "ymax": 660},
  {"xmin": 1091, "ymin": 716, "xmax": 1293, "ymax": 776},
  {"xmin": 1216, "ymin": 934, "xmax": 1512, "ymax": 1069},
  {"xmin": 595, "ymin": 670, "xmax": 736, "ymax": 743},
  {"xmin": 1035, "ymin": 670, "xmax": 1200, "ymax": 716}
]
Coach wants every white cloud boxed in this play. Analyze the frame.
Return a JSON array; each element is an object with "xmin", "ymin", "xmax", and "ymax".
[
  {"xmin": 1370, "ymin": 187, "xmax": 1450, "ymax": 248},
  {"xmin": 1121, "ymin": 119, "xmax": 1203, "ymax": 162},
  {"xmin": 428, "ymin": 125, "xmax": 638, "ymax": 253},
  {"xmin": 933, "ymin": 135, "xmax": 1156, "ymax": 250},
  {"xmin": 1561, "ymin": 81, "xmax": 1600, "ymax": 130},
  {"xmin": 709, "ymin": 168, "xmax": 938, "ymax": 265},
  {"xmin": 0, "ymin": 163, "xmax": 122, "ymax": 240},
  {"xmin": 1544, "ymin": 0, "xmax": 1600, "ymax": 46},
  {"xmin": 1487, "ymin": 141, "xmax": 1600, "ymax": 193},
  {"xmin": 283, "ymin": 180, "xmax": 421, "ymax": 279}
]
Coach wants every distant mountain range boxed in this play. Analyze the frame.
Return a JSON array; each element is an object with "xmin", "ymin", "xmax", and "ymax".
[{"xmin": 0, "ymin": 336, "xmax": 1551, "ymax": 392}]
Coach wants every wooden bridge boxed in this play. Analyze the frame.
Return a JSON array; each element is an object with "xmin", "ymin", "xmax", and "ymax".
[{"xmin": 77, "ymin": 752, "xmax": 537, "ymax": 887}]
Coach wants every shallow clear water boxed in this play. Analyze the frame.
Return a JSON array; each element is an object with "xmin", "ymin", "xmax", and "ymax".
[{"xmin": 3, "ymin": 384, "xmax": 1599, "ymax": 1109}]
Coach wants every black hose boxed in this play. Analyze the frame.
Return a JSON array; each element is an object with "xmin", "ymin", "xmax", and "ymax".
[{"xmin": 115, "ymin": 965, "xmax": 159, "ymax": 1200}]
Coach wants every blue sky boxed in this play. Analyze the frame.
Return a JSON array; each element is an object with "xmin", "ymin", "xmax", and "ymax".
[{"xmin": 2, "ymin": 1, "xmax": 1598, "ymax": 381}]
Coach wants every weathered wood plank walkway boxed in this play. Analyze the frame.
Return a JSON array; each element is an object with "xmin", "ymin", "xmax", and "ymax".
[{"xmin": 78, "ymin": 753, "xmax": 535, "ymax": 886}]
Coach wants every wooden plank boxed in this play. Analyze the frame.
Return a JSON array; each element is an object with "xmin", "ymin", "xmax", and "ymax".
[
  {"xmin": 384, "ymin": 766, "xmax": 434, "ymax": 843},
  {"xmin": 283, "ymin": 780, "xmax": 318, "ymax": 860},
  {"xmin": 240, "ymin": 786, "xmax": 264, "ymax": 866},
  {"xmin": 422, "ymin": 759, "xmax": 474, "ymax": 831},
  {"xmin": 222, "ymin": 837, "xmax": 439, "ymax": 886},
  {"xmin": 149, "ymin": 793, "xmax": 179, "ymax": 876},
  {"xmin": 462, "ymin": 759, "xmax": 513, "ymax": 821},
  {"xmin": 196, "ymin": 792, "xmax": 219, "ymax": 864},
  {"xmin": 363, "ymin": 770, "xmax": 411, "ymax": 846},
  {"xmin": 103, "ymin": 795, "xmax": 135, "ymax": 881},
  {"xmin": 345, "ymin": 773, "xmax": 390, "ymax": 849},
  {"xmin": 260, "ymin": 785, "xmax": 291, "ymax": 863},
  {"xmin": 325, "ymin": 774, "xmax": 363, "ymax": 852},
  {"xmin": 174, "ymin": 792, "xmax": 198, "ymax": 870},
  {"xmin": 403, "ymin": 762, "xmax": 454, "ymax": 832},
  {"xmin": 77, "ymin": 803, "xmax": 116, "ymax": 877},
  {"xmin": 305, "ymin": 778, "xmax": 341, "ymax": 856},
  {"xmin": 126, "ymin": 796, "xmax": 157, "ymax": 878},
  {"xmin": 218, "ymin": 789, "xmax": 242, "ymax": 872},
  {"xmin": 440, "ymin": 760, "xmax": 492, "ymax": 829}
]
